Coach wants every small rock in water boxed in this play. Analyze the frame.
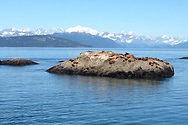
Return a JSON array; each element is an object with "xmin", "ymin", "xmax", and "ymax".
[
  {"xmin": 179, "ymin": 57, "xmax": 188, "ymax": 59},
  {"xmin": 1, "ymin": 58, "xmax": 38, "ymax": 66}
]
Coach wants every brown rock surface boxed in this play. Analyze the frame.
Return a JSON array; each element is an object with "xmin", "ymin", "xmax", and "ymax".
[
  {"xmin": 47, "ymin": 51, "xmax": 174, "ymax": 79},
  {"xmin": 1, "ymin": 58, "xmax": 38, "ymax": 66}
]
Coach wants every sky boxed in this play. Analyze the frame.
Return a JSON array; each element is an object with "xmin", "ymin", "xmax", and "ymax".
[{"xmin": 0, "ymin": 0, "xmax": 188, "ymax": 38}]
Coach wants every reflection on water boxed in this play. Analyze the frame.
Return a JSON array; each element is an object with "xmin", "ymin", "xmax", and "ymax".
[
  {"xmin": 58, "ymin": 74, "xmax": 170, "ymax": 86},
  {"xmin": 54, "ymin": 74, "xmax": 174, "ymax": 98},
  {"xmin": 45, "ymin": 74, "xmax": 180, "ymax": 125}
]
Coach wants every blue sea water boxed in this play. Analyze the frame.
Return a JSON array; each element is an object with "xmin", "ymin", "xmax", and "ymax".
[{"xmin": 0, "ymin": 47, "xmax": 188, "ymax": 125}]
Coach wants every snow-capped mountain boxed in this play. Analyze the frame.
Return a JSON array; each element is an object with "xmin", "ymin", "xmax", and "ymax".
[
  {"xmin": 0, "ymin": 25, "xmax": 187, "ymax": 47},
  {"xmin": 0, "ymin": 28, "xmax": 64, "ymax": 37},
  {"xmin": 98, "ymin": 31, "xmax": 187, "ymax": 46},
  {"xmin": 34, "ymin": 28, "xmax": 48, "ymax": 35},
  {"xmin": 99, "ymin": 31, "xmax": 140, "ymax": 43},
  {"xmin": 66, "ymin": 25, "xmax": 99, "ymax": 35},
  {"xmin": 155, "ymin": 35, "xmax": 187, "ymax": 45},
  {"xmin": 0, "ymin": 28, "xmax": 33, "ymax": 37},
  {"xmin": 49, "ymin": 28, "xmax": 64, "ymax": 34}
]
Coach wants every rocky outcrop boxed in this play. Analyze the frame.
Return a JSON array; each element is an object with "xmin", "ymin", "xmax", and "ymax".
[
  {"xmin": 179, "ymin": 57, "xmax": 188, "ymax": 59},
  {"xmin": 47, "ymin": 51, "xmax": 174, "ymax": 79},
  {"xmin": 0, "ymin": 58, "xmax": 38, "ymax": 66}
]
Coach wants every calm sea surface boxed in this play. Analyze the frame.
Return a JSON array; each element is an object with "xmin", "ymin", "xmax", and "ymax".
[{"xmin": 0, "ymin": 47, "xmax": 188, "ymax": 125}]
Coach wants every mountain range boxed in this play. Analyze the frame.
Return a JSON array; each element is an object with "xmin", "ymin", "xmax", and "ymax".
[
  {"xmin": 0, "ymin": 35, "xmax": 90, "ymax": 47},
  {"xmin": 0, "ymin": 25, "xmax": 187, "ymax": 48}
]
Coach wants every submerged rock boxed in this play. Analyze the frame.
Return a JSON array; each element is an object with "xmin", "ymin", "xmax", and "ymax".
[
  {"xmin": 1, "ymin": 58, "xmax": 38, "ymax": 66},
  {"xmin": 47, "ymin": 51, "xmax": 174, "ymax": 79}
]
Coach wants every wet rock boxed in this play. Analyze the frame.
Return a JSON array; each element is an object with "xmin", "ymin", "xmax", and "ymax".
[
  {"xmin": 1, "ymin": 58, "xmax": 38, "ymax": 66},
  {"xmin": 47, "ymin": 51, "xmax": 174, "ymax": 79}
]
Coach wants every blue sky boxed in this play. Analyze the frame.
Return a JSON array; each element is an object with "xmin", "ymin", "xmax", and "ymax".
[{"xmin": 0, "ymin": 0, "xmax": 187, "ymax": 38}]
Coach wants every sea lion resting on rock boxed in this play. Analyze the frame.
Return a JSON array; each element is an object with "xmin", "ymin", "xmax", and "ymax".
[{"xmin": 47, "ymin": 51, "xmax": 174, "ymax": 79}]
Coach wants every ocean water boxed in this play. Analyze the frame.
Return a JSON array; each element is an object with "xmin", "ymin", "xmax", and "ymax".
[{"xmin": 0, "ymin": 47, "xmax": 188, "ymax": 125}]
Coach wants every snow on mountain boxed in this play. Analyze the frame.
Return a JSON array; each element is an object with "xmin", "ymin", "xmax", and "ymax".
[
  {"xmin": 34, "ymin": 28, "xmax": 49, "ymax": 35},
  {"xmin": 99, "ymin": 31, "xmax": 140, "ymax": 43},
  {"xmin": 99, "ymin": 31, "xmax": 188, "ymax": 46},
  {"xmin": 155, "ymin": 35, "xmax": 187, "ymax": 45},
  {"xmin": 0, "ymin": 26, "xmax": 187, "ymax": 47},
  {"xmin": 0, "ymin": 28, "xmax": 64, "ymax": 37},
  {"xmin": 66, "ymin": 25, "xmax": 99, "ymax": 35},
  {"xmin": 0, "ymin": 28, "xmax": 34, "ymax": 37},
  {"xmin": 34, "ymin": 28, "xmax": 64, "ymax": 35},
  {"xmin": 49, "ymin": 28, "xmax": 64, "ymax": 34},
  {"xmin": 17, "ymin": 28, "xmax": 31, "ymax": 32},
  {"xmin": 101, "ymin": 32, "xmax": 117, "ymax": 41}
]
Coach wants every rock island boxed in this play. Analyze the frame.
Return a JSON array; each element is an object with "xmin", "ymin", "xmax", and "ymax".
[
  {"xmin": 47, "ymin": 51, "xmax": 174, "ymax": 79},
  {"xmin": 0, "ymin": 58, "xmax": 38, "ymax": 66}
]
